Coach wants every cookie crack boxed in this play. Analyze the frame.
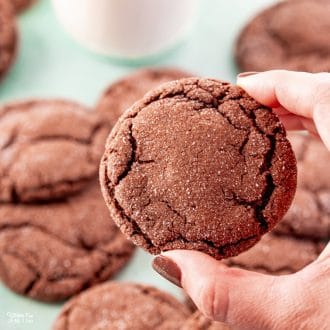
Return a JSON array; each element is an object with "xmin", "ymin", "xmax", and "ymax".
[
  {"xmin": 116, "ymin": 123, "xmax": 137, "ymax": 184},
  {"xmin": 0, "ymin": 223, "xmax": 94, "ymax": 253},
  {"xmin": 7, "ymin": 177, "xmax": 94, "ymax": 204},
  {"xmin": 237, "ymin": 103, "xmax": 278, "ymax": 231},
  {"xmin": 2, "ymin": 251, "xmax": 41, "ymax": 295},
  {"xmin": 1, "ymin": 122, "xmax": 106, "ymax": 151}
]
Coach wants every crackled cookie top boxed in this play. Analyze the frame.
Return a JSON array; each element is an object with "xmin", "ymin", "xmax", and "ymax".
[
  {"xmin": 0, "ymin": 183, "xmax": 135, "ymax": 301},
  {"xmin": 53, "ymin": 282, "xmax": 190, "ymax": 330},
  {"xmin": 224, "ymin": 233, "xmax": 323, "ymax": 275},
  {"xmin": 0, "ymin": 0, "xmax": 17, "ymax": 79},
  {"xmin": 0, "ymin": 99, "xmax": 110, "ymax": 202},
  {"xmin": 96, "ymin": 67, "xmax": 192, "ymax": 127},
  {"xmin": 100, "ymin": 78, "xmax": 297, "ymax": 259},
  {"xmin": 235, "ymin": 0, "xmax": 330, "ymax": 73},
  {"xmin": 274, "ymin": 134, "xmax": 330, "ymax": 239}
]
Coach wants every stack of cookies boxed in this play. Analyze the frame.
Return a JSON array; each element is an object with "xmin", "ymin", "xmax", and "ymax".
[{"xmin": 0, "ymin": 99, "xmax": 135, "ymax": 301}]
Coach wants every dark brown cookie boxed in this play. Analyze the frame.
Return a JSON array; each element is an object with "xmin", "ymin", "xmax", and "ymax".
[
  {"xmin": 235, "ymin": 0, "xmax": 330, "ymax": 73},
  {"xmin": 100, "ymin": 78, "xmax": 297, "ymax": 259},
  {"xmin": 0, "ymin": 99, "xmax": 110, "ymax": 202},
  {"xmin": 182, "ymin": 311, "xmax": 230, "ymax": 330},
  {"xmin": 52, "ymin": 282, "xmax": 190, "ymax": 330},
  {"xmin": 0, "ymin": 183, "xmax": 135, "ymax": 301},
  {"xmin": 11, "ymin": 0, "xmax": 36, "ymax": 14},
  {"xmin": 0, "ymin": 0, "xmax": 17, "ymax": 80},
  {"xmin": 224, "ymin": 233, "xmax": 323, "ymax": 275},
  {"xmin": 96, "ymin": 67, "xmax": 192, "ymax": 127},
  {"xmin": 274, "ymin": 134, "xmax": 330, "ymax": 239}
]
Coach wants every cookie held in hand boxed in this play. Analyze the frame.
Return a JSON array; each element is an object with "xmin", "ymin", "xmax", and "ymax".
[{"xmin": 100, "ymin": 78, "xmax": 297, "ymax": 259}]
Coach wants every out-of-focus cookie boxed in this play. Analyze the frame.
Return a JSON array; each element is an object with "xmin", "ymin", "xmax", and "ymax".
[
  {"xmin": 224, "ymin": 233, "xmax": 323, "ymax": 275},
  {"xmin": 274, "ymin": 134, "xmax": 330, "ymax": 239},
  {"xmin": 0, "ymin": 0, "xmax": 17, "ymax": 80},
  {"xmin": 52, "ymin": 282, "xmax": 190, "ymax": 329},
  {"xmin": 11, "ymin": 0, "xmax": 36, "ymax": 13},
  {"xmin": 0, "ymin": 183, "xmax": 135, "ymax": 301},
  {"xmin": 96, "ymin": 67, "xmax": 192, "ymax": 127},
  {"xmin": 0, "ymin": 99, "xmax": 110, "ymax": 202},
  {"xmin": 235, "ymin": 0, "xmax": 330, "ymax": 73},
  {"xmin": 100, "ymin": 78, "xmax": 297, "ymax": 259}
]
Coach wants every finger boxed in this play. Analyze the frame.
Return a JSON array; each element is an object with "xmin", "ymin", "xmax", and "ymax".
[
  {"xmin": 237, "ymin": 70, "xmax": 330, "ymax": 149},
  {"xmin": 237, "ymin": 70, "xmax": 330, "ymax": 119},
  {"xmin": 159, "ymin": 250, "xmax": 298, "ymax": 329},
  {"xmin": 314, "ymin": 104, "xmax": 330, "ymax": 151}
]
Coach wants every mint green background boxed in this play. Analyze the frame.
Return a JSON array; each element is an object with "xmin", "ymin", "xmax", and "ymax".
[{"xmin": 0, "ymin": 0, "xmax": 276, "ymax": 329}]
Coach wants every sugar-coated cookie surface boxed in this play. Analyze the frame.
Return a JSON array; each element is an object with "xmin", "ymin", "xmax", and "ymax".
[
  {"xmin": 100, "ymin": 78, "xmax": 297, "ymax": 259},
  {"xmin": 0, "ymin": 0, "xmax": 17, "ymax": 80},
  {"xmin": 52, "ymin": 282, "xmax": 190, "ymax": 330},
  {"xmin": 0, "ymin": 99, "xmax": 110, "ymax": 202},
  {"xmin": 236, "ymin": 0, "xmax": 330, "ymax": 73},
  {"xmin": 0, "ymin": 183, "xmax": 135, "ymax": 301},
  {"xmin": 96, "ymin": 67, "xmax": 192, "ymax": 127}
]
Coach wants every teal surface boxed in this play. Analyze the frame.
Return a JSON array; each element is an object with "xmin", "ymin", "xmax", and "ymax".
[{"xmin": 0, "ymin": 0, "xmax": 276, "ymax": 329}]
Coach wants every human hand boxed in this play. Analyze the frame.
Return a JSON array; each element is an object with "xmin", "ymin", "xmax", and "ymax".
[{"xmin": 152, "ymin": 71, "xmax": 330, "ymax": 330}]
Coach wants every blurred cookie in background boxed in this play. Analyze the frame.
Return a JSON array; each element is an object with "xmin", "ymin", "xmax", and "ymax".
[
  {"xmin": 53, "ymin": 282, "xmax": 190, "ymax": 329},
  {"xmin": 274, "ymin": 133, "xmax": 330, "ymax": 240},
  {"xmin": 224, "ymin": 233, "xmax": 323, "ymax": 275},
  {"xmin": 96, "ymin": 67, "xmax": 192, "ymax": 127},
  {"xmin": 235, "ymin": 0, "xmax": 330, "ymax": 73},
  {"xmin": 0, "ymin": 183, "xmax": 135, "ymax": 301},
  {"xmin": 0, "ymin": 0, "xmax": 17, "ymax": 80},
  {"xmin": 0, "ymin": 99, "xmax": 110, "ymax": 202},
  {"xmin": 11, "ymin": 0, "xmax": 36, "ymax": 13}
]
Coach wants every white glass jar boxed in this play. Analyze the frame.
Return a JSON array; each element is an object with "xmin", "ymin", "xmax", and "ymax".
[{"xmin": 51, "ymin": 0, "xmax": 199, "ymax": 59}]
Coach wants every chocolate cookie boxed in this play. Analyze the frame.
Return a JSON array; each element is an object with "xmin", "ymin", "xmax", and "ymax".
[
  {"xmin": 224, "ymin": 233, "xmax": 323, "ymax": 275},
  {"xmin": 100, "ymin": 78, "xmax": 297, "ymax": 259},
  {"xmin": 274, "ymin": 134, "xmax": 330, "ymax": 239},
  {"xmin": 96, "ymin": 67, "xmax": 192, "ymax": 127},
  {"xmin": 182, "ymin": 312, "xmax": 229, "ymax": 330},
  {"xmin": 52, "ymin": 282, "xmax": 190, "ymax": 330},
  {"xmin": 0, "ymin": 99, "xmax": 109, "ymax": 202},
  {"xmin": 235, "ymin": 0, "xmax": 330, "ymax": 73},
  {"xmin": 11, "ymin": 0, "xmax": 36, "ymax": 13},
  {"xmin": 0, "ymin": 183, "xmax": 135, "ymax": 301},
  {"xmin": 0, "ymin": 0, "xmax": 17, "ymax": 80}
]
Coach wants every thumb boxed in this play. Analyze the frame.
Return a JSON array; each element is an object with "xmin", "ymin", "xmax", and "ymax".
[{"xmin": 154, "ymin": 250, "xmax": 300, "ymax": 330}]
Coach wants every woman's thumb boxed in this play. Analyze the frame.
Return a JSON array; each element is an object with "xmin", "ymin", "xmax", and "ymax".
[{"xmin": 153, "ymin": 250, "xmax": 302, "ymax": 330}]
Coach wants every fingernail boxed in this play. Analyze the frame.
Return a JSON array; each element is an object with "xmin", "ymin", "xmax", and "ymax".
[
  {"xmin": 152, "ymin": 255, "xmax": 182, "ymax": 288},
  {"xmin": 237, "ymin": 71, "xmax": 259, "ymax": 78}
]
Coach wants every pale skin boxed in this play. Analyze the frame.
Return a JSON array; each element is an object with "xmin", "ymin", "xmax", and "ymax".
[{"xmin": 163, "ymin": 71, "xmax": 330, "ymax": 330}]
